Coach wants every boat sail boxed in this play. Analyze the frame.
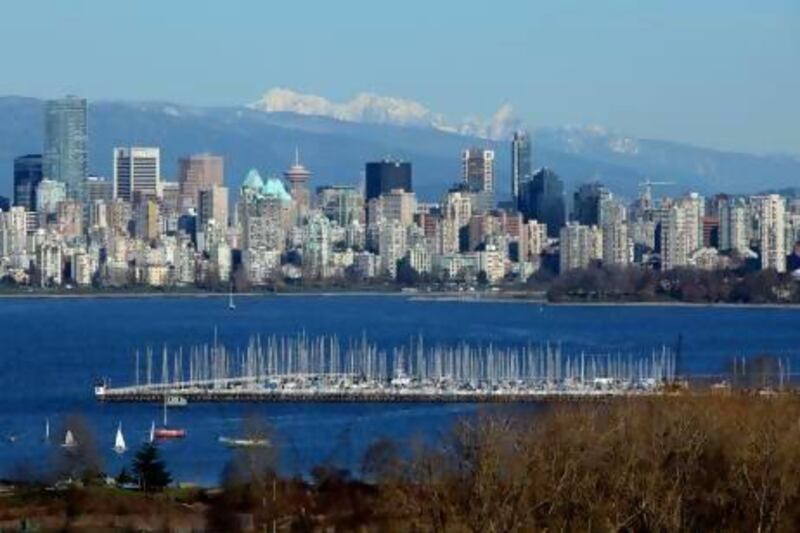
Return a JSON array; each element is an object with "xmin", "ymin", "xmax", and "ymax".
[
  {"xmin": 113, "ymin": 423, "xmax": 126, "ymax": 454},
  {"xmin": 149, "ymin": 420, "xmax": 155, "ymax": 444},
  {"xmin": 62, "ymin": 429, "xmax": 77, "ymax": 449},
  {"xmin": 228, "ymin": 284, "xmax": 236, "ymax": 310},
  {"xmin": 44, "ymin": 418, "xmax": 50, "ymax": 443}
]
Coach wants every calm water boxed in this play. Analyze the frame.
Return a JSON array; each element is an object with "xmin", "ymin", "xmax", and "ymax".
[{"xmin": 0, "ymin": 295, "xmax": 798, "ymax": 485}]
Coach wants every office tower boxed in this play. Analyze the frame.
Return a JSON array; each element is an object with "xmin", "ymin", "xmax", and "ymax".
[
  {"xmin": 36, "ymin": 179, "xmax": 67, "ymax": 214},
  {"xmin": 462, "ymin": 148, "xmax": 495, "ymax": 212},
  {"xmin": 177, "ymin": 153, "xmax": 223, "ymax": 211},
  {"xmin": 134, "ymin": 195, "xmax": 160, "ymax": 241},
  {"xmin": 365, "ymin": 160, "xmax": 412, "ymax": 201},
  {"xmin": 85, "ymin": 175, "xmax": 114, "ymax": 204},
  {"xmin": 283, "ymin": 149, "xmax": 312, "ymax": 219},
  {"xmin": 753, "ymin": 194, "xmax": 786, "ymax": 272},
  {"xmin": 462, "ymin": 148, "xmax": 495, "ymax": 193},
  {"xmin": 198, "ymin": 185, "xmax": 229, "ymax": 227},
  {"xmin": 718, "ymin": 197, "xmax": 749, "ymax": 253},
  {"xmin": 13, "ymin": 154, "xmax": 43, "ymax": 211},
  {"xmin": 560, "ymin": 222, "xmax": 600, "ymax": 273},
  {"xmin": 511, "ymin": 131, "xmax": 532, "ymax": 203},
  {"xmin": 316, "ymin": 185, "xmax": 364, "ymax": 226},
  {"xmin": 573, "ymin": 182, "xmax": 610, "ymax": 226},
  {"xmin": 0, "ymin": 197, "xmax": 9, "ymax": 212},
  {"xmin": 519, "ymin": 168, "xmax": 565, "ymax": 237},
  {"xmin": 113, "ymin": 147, "xmax": 160, "ymax": 201},
  {"xmin": 43, "ymin": 96, "xmax": 88, "ymax": 201}
]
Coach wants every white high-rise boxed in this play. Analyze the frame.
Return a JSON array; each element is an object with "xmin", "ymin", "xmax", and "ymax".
[
  {"xmin": 113, "ymin": 147, "xmax": 161, "ymax": 201},
  {"xmin": 718, "ymin": 197, "xmax": 749, "ymax": 253},
  {"xmin": 753, "ymin": 194, "xmax": 786, "ymax": 272}
]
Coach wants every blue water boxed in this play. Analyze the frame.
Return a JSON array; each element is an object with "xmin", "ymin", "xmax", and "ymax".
[{"xmin": 0, "ymin": 295, "xmax": 798, "ymax": 485}]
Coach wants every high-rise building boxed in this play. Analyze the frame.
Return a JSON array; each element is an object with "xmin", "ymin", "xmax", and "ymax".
[
  {"xmin": 43, "ymin": 96, "xmax": 88, "ymax": 202},
  {"xmin": 658, "ymin": 203, "xmax": 689, "ymax": 271},
  {"xmin": 283, "ymin": 149, "xmax": 312, "ymax": 220},
  {"xmin": 753, "ymin": 194, "xmax": 786, "ymax": 272},
  {"xmin": 511, "ymin": 131, "xmax": 532, "ymax": 203},
  {"xmin": 462, "ymin": 148, "xmax": 495, "ymax": 194},
  {"xmin": 113, "ymin": 147, "xmax": 160, "ymax": 202},
  {"xmin": 177, "ymin": 153, "xmax": 223, "ymax": 211},
  {"xmin": 718, "ymin": 197, "xmax": 749, "ymax": 254},
  {"xmin": 573, "ymin": 182, "xmax": 610, "ymax": 226},
  {"xmin": 560, "ymin": 222, "xmax": 600, "ymax": 273},
  {"xmin": 85, "ymin": 175, "xmax": 113, "ymax": 204},
  {"xmin": 602, "ymin": 222, "xmax": 630, "ymax": 266},
  {"xmin": 36, "ymin": 179, "xmax": 67, "ymax": 215},
  {"xmin": 13, "ymin": 154, "xmax": 43, "ymax": 211},
  {"xmin": 316, "ymin": 185, "xmax": 364, "ymax": 226},
  {"xmin": 365, "ymin": 160, "xmax": 412, "ymax": 201},
  {"xmin": 198, "ymin": 185, "xmax": 229, "ymax": 228},
  {"xmin": 519, "ymin": 168, "xmax": 565, "ymax": 237}
]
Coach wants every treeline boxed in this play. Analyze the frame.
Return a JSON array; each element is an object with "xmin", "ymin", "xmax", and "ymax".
[
  {"xmin": 547, "ymin": 265, "xmax": 800, "ymax": 303},
  {"xmin": 8, "ymin": 397, "xmax": 800, "ymax": 530}
]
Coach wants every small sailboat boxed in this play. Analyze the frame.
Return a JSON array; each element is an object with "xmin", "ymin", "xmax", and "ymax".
[
  {"xmin": 113, "ymin": 423, "xmax": 126, "ymax": 454},
  {"xmin": 62, "ymin": 429, "xmax": 78, "ymax": 449},
  {"xmin": 228, "ymin": 284, "xmax": 236, "ymax": 311},
  {"xmin": 149, "ymin": 420, "xmax": 155, "ymax": 444},
  {"xmin": 44, "ymin": 418, "xmax": 50, "ymax": 443}
]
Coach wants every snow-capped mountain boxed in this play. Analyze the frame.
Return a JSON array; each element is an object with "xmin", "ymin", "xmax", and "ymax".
[{"xmin": 249, "ymin": 88, "xmax": 521, "ymax": 140}]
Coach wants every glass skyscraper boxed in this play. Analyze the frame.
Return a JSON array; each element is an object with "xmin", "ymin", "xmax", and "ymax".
[
  {"xmin": 13, "ymin": 154, "xmax": 43, "ymax": 211},
  {"xmin": 43, "ymin": 96, "xmax": 88, "ymax": 202},
  {"xmin": 511, "ymin": 130, "xmax": 532, "ymax": 205}
]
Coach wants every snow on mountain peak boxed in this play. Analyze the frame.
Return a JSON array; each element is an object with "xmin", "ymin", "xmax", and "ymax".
[{"xmin": 249, "ymin": 87, "xmax": 519, "ymax": 140}]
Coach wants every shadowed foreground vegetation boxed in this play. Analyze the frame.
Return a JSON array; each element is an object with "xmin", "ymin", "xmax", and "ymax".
[{"xmin": 4, "ymin": 396, "xmax": 800, "ymax": 531}]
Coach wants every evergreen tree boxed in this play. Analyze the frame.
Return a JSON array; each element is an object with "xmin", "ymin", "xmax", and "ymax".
[{"xmin": 132, "ymin": 443, "xmax": 172, "ymax": 492}]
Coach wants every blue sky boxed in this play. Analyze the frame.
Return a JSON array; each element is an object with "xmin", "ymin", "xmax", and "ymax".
[{"xmin": 1, "ymin": 0, "xmax": 797, "ymax": 154}]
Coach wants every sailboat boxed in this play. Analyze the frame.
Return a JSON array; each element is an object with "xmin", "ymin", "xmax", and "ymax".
[
  {"xmin": 44, "ymin": 418, "xmax": 50, "ymax": 443},
  {"xmin": 228, "ymin": 283, "xmax": 236, "ymax": 311},
  {"xmin": 113, "ymin": 423, "xmax": 127, "ymax": 454},
  {"xmin": 62, "ymin": 429, "xmax": 78, "ymax": 449},
  {"xmin": 153, "ymin": 395, "xmax": 186, "ymax": 439},
  {"xmin": 149, "ymin": 420, "xmax": 155, "ymax": 444}
]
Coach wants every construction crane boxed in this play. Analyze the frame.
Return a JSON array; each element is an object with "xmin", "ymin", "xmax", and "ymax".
[{"xmin": 638, "ymin": 178, "xmax": 675, "ymax": 208}]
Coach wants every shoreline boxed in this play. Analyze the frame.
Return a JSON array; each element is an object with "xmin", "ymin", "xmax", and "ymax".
[{"xmin": 0, "ymin": 289, "xmax": 798, "ymax": 309}]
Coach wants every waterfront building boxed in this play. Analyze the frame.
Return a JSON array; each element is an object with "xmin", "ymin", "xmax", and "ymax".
[
  {"xmin": 379, "ymin": 219, "xmax": 407, "ymax": 278},
  {"xmin": 113, "ymin": 147, "xmax": 160, "ymax": 202},
  {"xmin": 602, "ymin": 222, "xmax": 630, "ymax": 266},
  {"xmin": 718, "ymin": 197, "xmax": 750, "ymax": 254},
  {"xmin": 43, "ymin": 96, "xmax": 88, "ymax": 202},
  {"xmin": 658, "ymin": 203, "xmax": 689, "ymax": 271},
  {"xmin": 560, "ymin": 222, "xmax": 599, "ymax": 273},
  {"xmin": 13, "ymin": 155, "xmax": 43, "ymax": 211},
  {"xmin": 753, "ymin": 194, "xmax": 786, "ymax": 272}
]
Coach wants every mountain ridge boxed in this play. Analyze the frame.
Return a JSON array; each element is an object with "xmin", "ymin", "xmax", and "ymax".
[{"xmin": 0, "ymin": 96, "xmax": 797, "ymax": 203}]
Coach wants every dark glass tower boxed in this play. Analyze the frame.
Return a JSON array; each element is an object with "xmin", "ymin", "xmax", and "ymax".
[
  {"xmin": 572, "ymin": 182, "xmax": 609, "ymax": 226},
  {"xmin": 13, "ymin": 154, "xmax": 43, "ymax": 211},
  {"xmin": 519, "ymin": 167, "xmax": 565, "ymax": 237},
  {"xmin": 365, "ymin": 160, "xmax": 412, "ymax": 201}
]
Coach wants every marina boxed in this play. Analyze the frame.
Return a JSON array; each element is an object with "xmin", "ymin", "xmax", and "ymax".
[{"xmin": 94, "ymin": 332, "xmax": 679, "ymax": 403}]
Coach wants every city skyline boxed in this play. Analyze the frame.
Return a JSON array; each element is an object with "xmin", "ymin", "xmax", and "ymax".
[{"xmin": 0, "ymin": 1, "xmax": 796, "ymax": 154}]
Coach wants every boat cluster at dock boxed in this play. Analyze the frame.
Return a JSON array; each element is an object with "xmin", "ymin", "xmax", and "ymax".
[{"xmin": 95, "ymin": 333, "xmax": 679, "ymax": 403}]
